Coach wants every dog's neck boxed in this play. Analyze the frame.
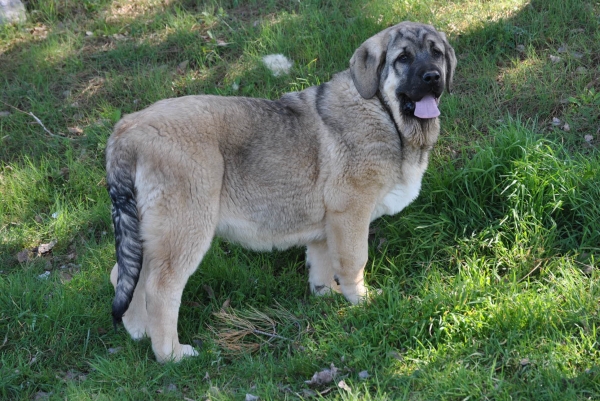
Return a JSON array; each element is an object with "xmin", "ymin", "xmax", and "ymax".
[{"xmin": 375, "ymin": 90, "xmax": 440, "ymax": 150}]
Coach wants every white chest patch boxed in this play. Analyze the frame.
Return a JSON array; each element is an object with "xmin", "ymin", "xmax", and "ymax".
[{"xmin": 371, "ymin": 163, "xmax": 427, "ymax": 221}]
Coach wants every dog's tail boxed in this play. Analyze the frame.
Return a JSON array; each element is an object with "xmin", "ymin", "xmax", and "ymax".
[{"xmin": 106, "ymin": 134, "xmax": 143, "ymax": 327}]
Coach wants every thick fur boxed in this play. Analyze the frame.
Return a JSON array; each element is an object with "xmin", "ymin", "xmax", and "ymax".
[{"xmin": 106, "ymin": 21, "xmax": 456, "ymax": 362}]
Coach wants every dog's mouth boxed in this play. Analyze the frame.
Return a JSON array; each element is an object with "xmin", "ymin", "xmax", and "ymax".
[{"xmin": 400, "ymin": 94, "xmax": 441, "ymax": 119}]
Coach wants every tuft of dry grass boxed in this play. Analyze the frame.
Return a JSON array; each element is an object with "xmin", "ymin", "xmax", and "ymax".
[{"xmin": 208, "ymin": 303, "xmax": 304, "ymax": 355}]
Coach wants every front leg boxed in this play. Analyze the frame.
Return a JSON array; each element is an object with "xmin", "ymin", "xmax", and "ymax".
[
  {"xmin": 324, "ymin": 207, "xmax": 371, "ymax": 304},
  {"xmin": 307, "ymin": 240, "xmax": 341, "ymax": 295}
]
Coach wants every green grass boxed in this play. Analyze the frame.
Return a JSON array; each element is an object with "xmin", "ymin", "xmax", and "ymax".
[{"xmin": 1, "ymin": 0, "xmax": 599, "ymax": 399}]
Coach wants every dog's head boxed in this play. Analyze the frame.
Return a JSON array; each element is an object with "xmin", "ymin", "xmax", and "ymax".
[{"xmin": 350, "ymin": 21, "xmax": 456, "ymax": 120}]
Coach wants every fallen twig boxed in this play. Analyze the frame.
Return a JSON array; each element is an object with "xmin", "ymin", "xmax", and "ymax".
[
  {"xmin": 518, "ymin": 260, "xmax": 544, "ymax": 283},
  {"xmin": 0, "ymin": 100, "xmax": 71, "ymax": 140}
]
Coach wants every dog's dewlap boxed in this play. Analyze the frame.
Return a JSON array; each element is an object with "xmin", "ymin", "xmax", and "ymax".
[{"xmin": 414, "ymin": 95, "xmax": 440, "ymax": 119}]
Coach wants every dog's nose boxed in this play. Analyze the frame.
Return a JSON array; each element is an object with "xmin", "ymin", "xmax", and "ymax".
[{"xmin": 422, "ymin": 71, "xmax": 441, "ymax": 84}]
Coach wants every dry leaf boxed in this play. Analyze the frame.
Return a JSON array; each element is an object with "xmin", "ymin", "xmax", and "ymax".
[
  {"xmin": 520, "ymin": 358, "xmax": 530, "ymax": 366},
  {"xmin": 562, "ymin": 123, "xmax": 570, "ymax": 132},
  {"xmin": 17, "ymin": 250, "xmax": 29, "ymax": 263},
  {"xmin": 221, "ymin": 298, "xmax": 231, "ymax": 309},
  {"xmin": 67, "ymin": 127, "xmax": 83, "ymax": 135},
  {"xmin": 305, "ymin": 363, "xmax": 338, "ymax": 387},
  {"xmin": 203, "ymin": 284, "xmax": 215, "ymax": 299},
  {"xmin": 584, "ymin": 135, "xmax": 593, "ymax": 143},
  {"xmin": 59, "ymin": 271, "xmax": 73, "ymax": 282},
  {"xmin": 551, "ymin": 117, "xmax": 561, "ymax": 126},
  {"xmin": 337, "ymin": 380, "xmax": 351, "ymax": 392},
  {"xmin": 37, "ymin": 239, "xmax": 57, "ymax": 256},
  {"xmin": 177, "ymin": 60, "xmax": 189, "ymax": 75}
]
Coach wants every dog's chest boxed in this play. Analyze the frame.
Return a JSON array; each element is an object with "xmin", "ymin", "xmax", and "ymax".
[{"xmin": 371, "ymin": 162, "xmax": 427, "ymax": 221}]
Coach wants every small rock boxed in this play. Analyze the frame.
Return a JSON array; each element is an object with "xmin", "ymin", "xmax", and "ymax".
[
  {"xmin": 358, "ymin": 370, "xmax": 370, "ymax": 380},
  {"xmin": 516, "ymin": 44, "xmax": 525, "ymax": 53},
  {"xmin": 562, "ymin": 123, "xmax": 570, "ymax": 132},
  {"xmin": 245, "ymin": 394, "xmax": 259, "ymax": 401},
  {"xmin": 520, "ymin": 358, "xmax": 530, "ymax": 366},
  {"xmin": 571, "ymin": 51, "xmax": 583, "ymax": 59},
  {"xmin": 0, "ymin": 0, "xmax": 27, "ymax": 25},
  {"xmin": 85, "ymin": 31, "xmax": 93, "ymax": 36},
  {"xmin": 576, "ymin": 67, "xmax": 587, "ymax": 74},
  {"xmin": 584, "ymin": 135, "xmax": 593, "ymax": 143},
  {"xmin": 551, "ymin": 117, "xmax": 561, "ymax": 126},
  {"xmin": 557, "ymin": 45, "xmax": 568, "ymax": 54},
  {"xmin": 0, "ymin": 111, "xmax": 11, "ymax": 117},
  {"xmin": 549, "ymin": 55, "xmax": 562, "ymax": 63}
]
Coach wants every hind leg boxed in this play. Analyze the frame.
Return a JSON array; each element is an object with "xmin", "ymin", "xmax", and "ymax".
[
  {"xmin": 307, "ymin": 240, "xmax": 341, "ymax": 295},
  {"xmin": 140, "ymin": 184, "xmax": 220, "ymax": 363},
  {"xmin": 144, "ymin": 232, "xmax": 212, "ymax": 362}
]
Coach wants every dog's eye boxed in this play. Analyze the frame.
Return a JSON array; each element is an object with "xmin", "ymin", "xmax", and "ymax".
[
  {"xmin": 396, "ymin": 54, "xmax": 410, "ymax": 63},
  {"xmin": 432, "ymin": 49, "xmax": 443, "ymax": 58}
]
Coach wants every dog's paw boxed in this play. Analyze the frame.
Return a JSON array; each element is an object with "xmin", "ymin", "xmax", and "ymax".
[
  {"xmin": 310, "ymin": 281, "xmax": 342, "ymax": 296},
  {"xmin": 341, "ymin": 283, "xmax": 368, "ymax": 305},
  {"xmin": 122, "ymin": 314, "xmax": 148, "ymax": 340},
  {"xmin": 180, "ymin": 344, "xmax": 199, "ymax": 358},
  {"xmin": 155, "ymin": 344, "xmax": 199, "ymax": 363}
]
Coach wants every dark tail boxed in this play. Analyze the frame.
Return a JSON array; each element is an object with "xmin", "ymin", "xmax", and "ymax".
[{"xmin": 106, "ymin": 141, "xmax": 143, "ymax": 327}]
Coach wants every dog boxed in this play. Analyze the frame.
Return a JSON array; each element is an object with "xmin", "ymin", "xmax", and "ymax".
[{"xmin": 106, "ymin": 21, "xmax": 456, "ymax": 362}]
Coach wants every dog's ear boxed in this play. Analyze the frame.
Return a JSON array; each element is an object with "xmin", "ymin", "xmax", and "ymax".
[
  {"xmin": 350, "ymin": 32, "xmax": 388, "ymax": 99},
  {"xmin": 439, "ymin": 32, "xmax": 457, "ymax": 94}
]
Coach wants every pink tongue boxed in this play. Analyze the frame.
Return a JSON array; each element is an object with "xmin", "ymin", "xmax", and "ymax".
[{"xmin": 414, "ymin": 95, "xmax": 440, "ymax": 119}]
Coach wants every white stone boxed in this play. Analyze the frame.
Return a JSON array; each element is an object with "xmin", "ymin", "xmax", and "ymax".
[{"xmin": 0, "ymin": 0, "xmax": 26, "ymax": 25}]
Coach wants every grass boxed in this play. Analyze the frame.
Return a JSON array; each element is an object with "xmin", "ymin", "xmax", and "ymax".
[{"xmin": 1, "ymin": 0, "xmax": 599, "ymax": 399}]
